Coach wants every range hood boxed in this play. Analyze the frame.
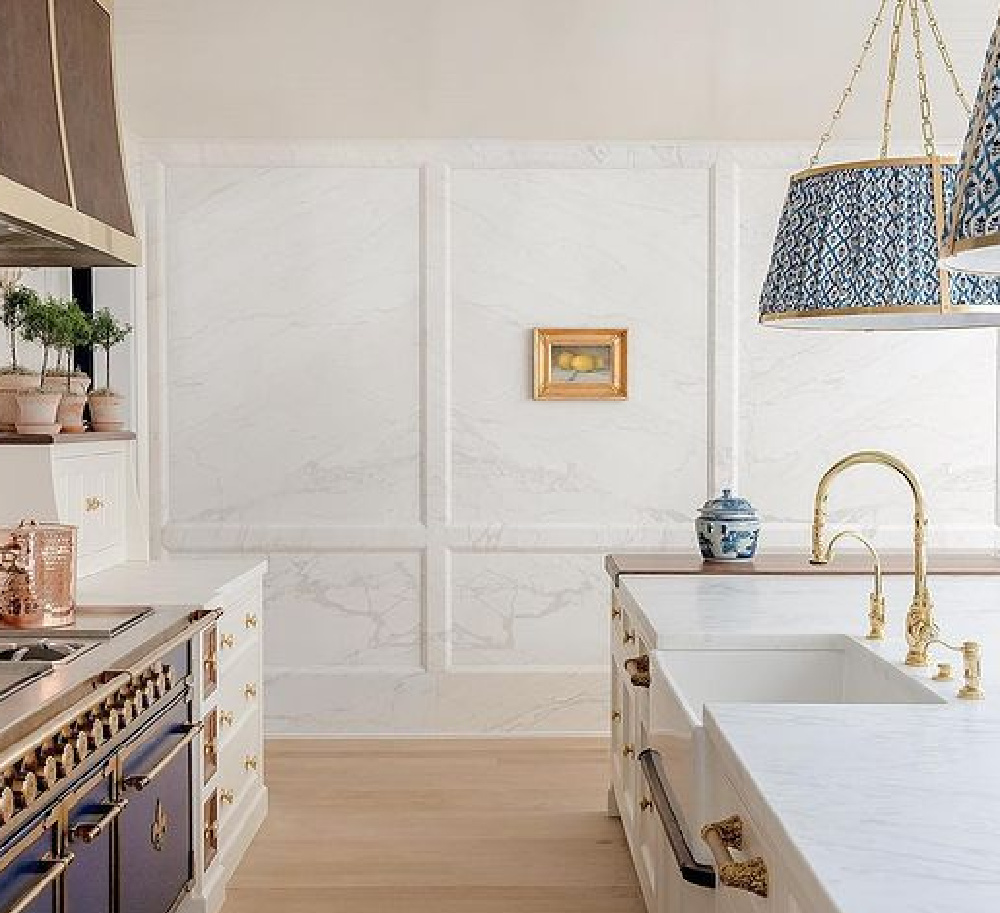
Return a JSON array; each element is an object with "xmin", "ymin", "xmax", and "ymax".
[{"xmin": 0, "ymin": 0, "xmax": 140, "ymax": 267}]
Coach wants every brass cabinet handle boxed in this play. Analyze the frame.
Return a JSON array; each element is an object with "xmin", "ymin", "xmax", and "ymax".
[
  {"xmin": 70, "ymin": 799, "xmax": 127, "ymax": 844},
  {"xmin": 640, "ymin": 797, "xmax": 652, "ymax": 811},
  {"xmin": 244, "ymin": 755, "xmax": 258, "ymax": 773},
  {"xmin": 123, "ymin": 723, "xmax": 204, "ymax": 791},
  {"xmin": 6, "ymin": 853, "xmax": 74, "ymax": 913},
  {"xmin": 220, "ymin": 788, "xmax": 235, "ymax": 805},
  {"xmin": 244, "ymin": 683, "xmax": 257, "ymax": 700},
  {"xmin": 221, "ymin": 634, "xmax": 235, "ymax": 649},
  {"xmin": 244, "ymin": 613, "xmax": 258, "ymax": 630},
  {"xmin": 625, "ymin": 654, "xmax": 651, "ymax": 688},
  {"xmin": 84, "ymin": 496, "xmax": 104, "ymax": 512},
  {"xmin": 611, "ymin": 710, "xmax": 621, "ymax": 722},
  {"xmin": 204, "ymin": 821, "xmax": 219, "ymax": 844},
  {"xmin": 622, "ymin": 744, "xmax": 635, "ymax": 758},
  {"xmin": 622, "ymin": 630, "xmax": 636, "ymax": 645},
  {"xmin": 219, "ymin": 710, "xmax": 234, "ymax": 727},
  {"xmin": 611, "ymin": 606, "xmax": 622, "ymax": 620},
  {"xmin": 701, "ymin": 815, "xmax": 768, "ymax": 898}
]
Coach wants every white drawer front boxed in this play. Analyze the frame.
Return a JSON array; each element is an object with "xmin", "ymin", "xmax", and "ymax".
[
  {"xmin": 218, "ymin": 643, "xmax": 262, "ymax": 738},
  {"xmin": 217, "ymin": 709, "xmax": 262, "ymax": 828}
]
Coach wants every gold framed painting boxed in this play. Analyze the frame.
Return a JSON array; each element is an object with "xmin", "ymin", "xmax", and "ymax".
[{"xmin": 533, "ymin": 328, "xmax": 628, "ymax": 400}]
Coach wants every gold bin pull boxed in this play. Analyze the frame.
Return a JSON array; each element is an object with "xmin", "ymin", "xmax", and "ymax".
[
  {"xmin": 701, "ymin": 815, "xmax": 769, "ymax": 898},
  {"xmin": 624, "ymin": 654, "xmax": 651, "ymax": 688}
]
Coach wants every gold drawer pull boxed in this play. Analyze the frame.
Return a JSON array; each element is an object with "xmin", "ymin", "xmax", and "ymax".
[
  {"xmin": 219, "ymin": 789, "xmax": 235, "ymax": 806},
  {"xmin": 611, "ymin": 606, "xmax": 622, "ymax": 620},
  {"xmin": 6, "ymin": 853, "xmax": 74, "ymax": 913},
  {"xmin": 640, "ymin": 797, "xmax": 652, "ymax": 811},
  {"xmin": 701, "ymin": 815, "xmax": 768, "ymax": 898},
  {"xmin": 244, "ymin": 755, "xmax": 258, "ymax": 772},
  {"xmin": 244, "ymin": 683, "xmax": 257, "ymax": 700},
  {"xmin": 221, "ymin": 634, "xmax": 235, "ymax": 649},
  {"xmin": 611, "ymin": 710, "xmax": 621, "ymax": 722},
  {"xmin": 219, "ymin": 711, "xmax": 234, "ymax": 727},
  {"xmin": 204, "ymin": 821, "xmax": 219, "ymax": 844},
  {"xmin": 84, "ymin": 496, "xmax": 104, "ymax": 512},
  {"xmin": 622, "ymin": 744, "xmax": 635, "ymax": 758},
  {"xmin": 244, "ymin": 613, "xmax": 258, "ymax": 630},
  {"xmin": 622, "ymin": 630, "xmax": 636, "ymax": 645},
  {"xmin": 625, "ymin": 654, "xmax": 651, "ymax": 688}
]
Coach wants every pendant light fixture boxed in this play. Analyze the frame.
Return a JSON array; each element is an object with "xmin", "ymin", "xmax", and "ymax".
[
  {"xmin": 941, "ymin": 13, "xmax": 1000, "ymax": 274},
  {"xmin": 759, "ymin": 0, "xmax": 1000, "ymax": 330}
]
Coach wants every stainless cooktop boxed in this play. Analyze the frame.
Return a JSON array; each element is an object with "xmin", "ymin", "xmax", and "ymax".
[{"xmin": 0, "ymin": 662, "xmax": 52, "ymax": 701}]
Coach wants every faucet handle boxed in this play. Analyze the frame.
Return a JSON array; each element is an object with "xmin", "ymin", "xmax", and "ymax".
[
  {"xmin": 929, "ymin": 639, "xmax": 984, "ymax": 700},
  {"xmin": 867, "ymin": 591, "xmax": 886, "ymax": 641}
]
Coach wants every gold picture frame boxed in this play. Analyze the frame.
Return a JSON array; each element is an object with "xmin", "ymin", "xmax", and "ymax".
[{"xmin": 533, "ymin": 328, "xmax": 628, "ymax": 400}]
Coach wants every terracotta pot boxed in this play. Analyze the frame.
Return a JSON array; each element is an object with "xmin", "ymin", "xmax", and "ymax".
[
  {"xmin": 16, "ymin": 391, "xmax": 62, "ymax": 435},
  {"xmin": 42, "ymin": 373, "xmax": 90, "ymax": 396},
  {"xmin": 0, "ymin": 372, "xmax": 40, "ymax": 431},
  {"xmin": 56, "ymin": 392, "xmax": 88, "ymax": 433},
  {"xmin": 88, "ymin": 391, "xmax": 125, "ymax": 432}
]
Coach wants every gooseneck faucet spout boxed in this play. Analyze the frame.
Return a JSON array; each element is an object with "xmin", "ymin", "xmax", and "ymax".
[{"xmin": 810, "ymin": 450, "xmax": 937, "ymax": 666}]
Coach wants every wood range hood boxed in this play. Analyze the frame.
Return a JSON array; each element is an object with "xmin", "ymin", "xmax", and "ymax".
[{"xmin": 0, "ymin": 0, "xmax": 139, "ymax": 268}]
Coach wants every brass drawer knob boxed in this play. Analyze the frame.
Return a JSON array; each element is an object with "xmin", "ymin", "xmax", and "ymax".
[
  {"xmin": 244, "ymin": 613, "xmax": 258, "ymax": 630},
  {"xmin": 622, "ymin": 631, "xmax": 636, "ymax": 645},
  {"xmin": 244, "ymin": 683, "xmax": 257, "ymax": 700},
  {"xmin": 611, "ymin": 710, "xmax": 621, "ymax": 722},
  {"xmin": 622, "ymin": 744, "xmax": 635, "ymax": 758},
  {"xmin": 219, "ymin": 788, "xmax": 235, "ymax": 806},
  {"xmin": 611, "ymin": 606, "xmax": 622, "ymax": 620},
  {"xmin": 219, "ymin": 710, "xmax": 234, "ymax": 727},
  {"xmin": 84, "ymin": 496, "xmax": 104, "ymax": 512},
  {"xmin": 243, "ymin": 755, "xmax": 258, "ymax": 773},
  {"xmin": 640, "ymin": 797, "xmax": 652, "ymax": 811},
  {"xmin": 221, "ymin": 634, "xmax": 235, "ymax": 649}
]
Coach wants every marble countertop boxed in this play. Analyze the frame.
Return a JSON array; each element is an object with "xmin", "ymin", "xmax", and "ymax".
[{"xmin": 618, "ymin": 572, "xmax": 1000, "ymax": 913}]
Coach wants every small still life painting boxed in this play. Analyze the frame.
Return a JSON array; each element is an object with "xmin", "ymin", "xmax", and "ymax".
[{"xmin": 533, "ymin": 328, "xmax": 628, "ymax": 400}]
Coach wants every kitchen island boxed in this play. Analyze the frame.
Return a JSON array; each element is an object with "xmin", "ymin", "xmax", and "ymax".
[{"xmin": 609, "ymin": 563, "xmax": 1000, "ymax": 913}]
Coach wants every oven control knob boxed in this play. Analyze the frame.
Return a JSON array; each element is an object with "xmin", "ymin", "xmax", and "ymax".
[
  {"xmin": 162, "ymin": 666, "xmax": 175, "ymax": 692},
  {"xmin": 12, "ymin": 770, "xmax": 37, "ymax": 808},
  {"xmin": 114, "ymin": 697, "xmax": 137, "ymax": 725},
  {"xmin": 34, "ymin": 755, "xmax": 59, "ymax": 791},
  {"xmin": 0, "ymin": 785, "xmax": 13, "ymax": 823},
  {"xmin": 85, "ymin": 717, "xmax": 105, "ymax": 750},
  {"xmin": 137, "ymin": 679, "xmax": 156, "ymax": 708},
  {"xmin": 103, "ymin": 710, "xmax": 122, "ymax": 739},
  {"xmin": 71, "ymin": 728, "xmax": 89, "ymax": 761},
  {"xmin": 54, "ymin": 742, "xmax": 76, "ymax": 778}
]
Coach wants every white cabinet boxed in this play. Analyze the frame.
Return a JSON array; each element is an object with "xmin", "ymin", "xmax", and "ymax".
[
  {"xmin": 610, "ymin": 584, "xmax": 713, "ymax": 913},
  {"xmin": 0, "ymin": 438, "xmax": 141, "ymax": 576}
]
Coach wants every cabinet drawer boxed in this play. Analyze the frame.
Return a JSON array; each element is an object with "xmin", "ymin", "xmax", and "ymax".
[
  {"xmin": 52, "ymin": 449, "xmax": 126, "ymax": 575},
  {"xmin": 217, "ymin": 709, "xmax": 262, "ymax": 828},
  {"xmin": 217, "ymin": 644, "xmax": 261, "ymax": 739},
  {"xmin": 217, "ymin": 591, "xmax": 261, "ymax": 668}
]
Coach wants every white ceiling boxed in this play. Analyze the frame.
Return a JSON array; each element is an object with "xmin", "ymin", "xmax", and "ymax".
[{"xmin": 114, "ymin": 0, "xmax": 999, "ymax": 142}]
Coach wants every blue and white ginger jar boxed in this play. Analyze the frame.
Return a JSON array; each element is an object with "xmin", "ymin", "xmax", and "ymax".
[{"xmin": 695, "ymin": 489, "xmax": 760, "ymax": 562}]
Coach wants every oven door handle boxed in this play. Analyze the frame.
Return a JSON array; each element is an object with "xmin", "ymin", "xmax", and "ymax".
[
  {"xmin": 70, "ymin": 799, "xmax": 129, "ymax": 844},
  {"xmin": 123, "ymin": 722, "xmax": 203, "ymax": 792},
  {"xmin": 5, "ymin": 852, "xmax": 74, "ymax": 913}
]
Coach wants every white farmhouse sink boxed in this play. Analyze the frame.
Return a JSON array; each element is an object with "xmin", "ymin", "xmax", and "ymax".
[
  {"xmin": 647, "ymin": 636, "xmax": 944, "ymax": 863},
  {"xmin": 658, "ymin": 635, "xmax": 945, "ymax": 729}
]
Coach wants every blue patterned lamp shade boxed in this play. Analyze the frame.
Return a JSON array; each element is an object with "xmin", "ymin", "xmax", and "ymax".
[
  {"xmin": 760, "ymin": 157, "xmax": 1000, "ymax": 329},
  {"xmin": 941, "ymin": 15, "xmax": 1000, "ymax": 275}
]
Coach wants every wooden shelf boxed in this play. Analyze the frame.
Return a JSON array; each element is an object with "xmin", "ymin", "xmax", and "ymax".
[
  {"xmin": 606, "ymin": 550, "xmax": 1000, "ymax": 585},
  {"xmin": 0, "ymin": 431, "xmax": 136, "ymax": 445}
]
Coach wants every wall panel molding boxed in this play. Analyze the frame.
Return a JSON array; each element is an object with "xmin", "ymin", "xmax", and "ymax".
[{"xmin": 142, "ymin": 139, "xmax": 1000, "ymax": 735}]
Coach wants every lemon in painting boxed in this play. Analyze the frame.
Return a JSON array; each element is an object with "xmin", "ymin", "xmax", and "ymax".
[
  {"xmin": 556, "ymin": 352, "xmax": 576, "ymax": 370},
  {"xmin": 570, "ymin": 354, "xmax": 597, "ymax": 372}
]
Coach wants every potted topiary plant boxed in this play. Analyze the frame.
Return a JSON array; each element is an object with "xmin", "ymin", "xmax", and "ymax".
[
  {"xmin": 0, "ymin": 280, "xmax": 41, "ymax": 432},
  {"xmin": 16, "ymin": 296, "xmax": 67, "ymax": 434},
  {"xmin": 88, "ymin": 308, "xmax": 132, "ymax": 432},
  {"xmin": 54, "ymin": 302, "xmax": 92, "ymax": 433}
]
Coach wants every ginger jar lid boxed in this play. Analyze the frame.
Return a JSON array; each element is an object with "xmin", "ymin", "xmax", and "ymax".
[{"xmin": 697, "ymin": 489, "xmax": 758, "ymax": 521}]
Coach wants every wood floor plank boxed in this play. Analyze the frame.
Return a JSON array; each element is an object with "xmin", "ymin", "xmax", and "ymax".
[{"xmin": 221, "ymin": 738, "xmax": 644, "ymax": 913}]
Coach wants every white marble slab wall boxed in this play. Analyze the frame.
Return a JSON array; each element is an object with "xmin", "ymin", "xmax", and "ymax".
[{"xmin": 139, "ymin": 142, "xmax": 1000, "ymax": 735}]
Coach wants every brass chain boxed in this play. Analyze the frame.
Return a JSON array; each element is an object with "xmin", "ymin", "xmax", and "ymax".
[
  {"xmin": 909, "ymin": 0, "xmax": 937, "ymax": 157},
  {"xmin": 809, "ymin": 0, "xmax": 890, "ymax": 169},
  {"xmin": 880, "ymin": 0, "xmax": 907, "ymax": 158},
  {"xmin": 920, "ymin": 0, "xmax": 973, "ymax": 114}
]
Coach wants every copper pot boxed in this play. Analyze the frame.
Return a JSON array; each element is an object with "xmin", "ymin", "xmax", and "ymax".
[{"xmin": 0, "ymin": 520, "xmax": 77, "ymax": 629}]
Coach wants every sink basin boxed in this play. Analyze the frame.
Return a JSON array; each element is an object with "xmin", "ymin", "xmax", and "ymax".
[
  {"xmin": 658, "ymin": 635, "xmax": 945, "ymax": 728},
  {"xmin": 647, "ymin": 636, "xmax": 944, "ymax": 863}
]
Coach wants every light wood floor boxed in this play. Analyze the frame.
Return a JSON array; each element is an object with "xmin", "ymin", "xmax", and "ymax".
[{"xmin": 222, "ymin": 738, "xmax": 645, "ymax": 913}]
